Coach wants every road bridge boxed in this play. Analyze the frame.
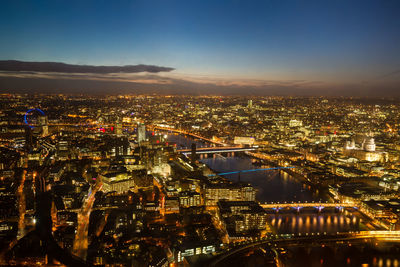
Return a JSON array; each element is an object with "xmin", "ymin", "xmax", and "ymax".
[
  {"xmin": 208, "ymin": 230, "xmax": 400, "ymax": 266},
  {"xmin": 261, "ymin": 201, "xmax": 356, "ymax": 211},
  {"xmin": 207, "ymin": 166, "xmax": 295, "ymax": 177},
  {"xmin": 179, "ymin": 146, "xmax": 256, "ymax": 155}
]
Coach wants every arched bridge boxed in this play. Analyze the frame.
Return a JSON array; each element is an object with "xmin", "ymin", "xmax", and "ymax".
[
  {"xmin": 208, "ymin": 231, "xmax": 400, "ymax": 266},
  {"xmin": 261, "ymin": 202, "xmax": 356, "ymax": 210}
]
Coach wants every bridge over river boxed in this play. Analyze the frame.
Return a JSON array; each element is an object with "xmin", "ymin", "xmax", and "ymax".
[
  {"xmin": 178, "ymin": 146, "xmax": 256, "ymax": 155},
  {"xmin": 208, "ymin": 230, "xmax": 400, "ymax": 266},
  {"xmin": 261, "ymin": 201, "xmax": 357, "ymax": 212}
]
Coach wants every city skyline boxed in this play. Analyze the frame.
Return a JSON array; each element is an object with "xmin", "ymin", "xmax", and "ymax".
[
  {"xmin": 0, "ymin": 0, "xmax": 400, "ymax": 95},
  {"xmin": 2, "ymin": 94, "xmax": 400, "ymax": 266},
  {"xmin": 2, "ymin": 1, "xmax": 400, "ymax": 266}
]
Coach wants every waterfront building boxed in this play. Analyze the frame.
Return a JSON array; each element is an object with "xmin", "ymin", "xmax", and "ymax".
[
  {"xmin": 233, "ymin": 136, "xmax": 255, "ymax": 146},
  {"xmin": 218, "ymin": 200, "xmax": 268, "ymax": 237},
  {"xmin": 204, "ymin": 183, "xmax": 256, "ymax": 206},
  {"xmin": 174, "ymin": 240, "xmax": 218, "ymax": 263}
]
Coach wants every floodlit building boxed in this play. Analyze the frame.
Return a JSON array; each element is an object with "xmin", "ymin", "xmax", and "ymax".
[
  {"xmin": 138, "ymin": 123, "xmax": 146, "ymax": 144},
  {"xmin": 204, "ymin": 183, "xmax": 256, "ymax": 206},
  {"xmin": 218, "ymin": 200, "xmax": 268, "ymax": 237}
]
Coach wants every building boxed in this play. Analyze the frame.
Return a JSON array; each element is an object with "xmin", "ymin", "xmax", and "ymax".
[
  {"xmin": 101, "ymin": 172, "xmax": 136, "ymax": 193},
  {"xmin": 218, "ymin": 200, "xmax": 268, "ymax": 236},
  {"xmin": 174, "ymin": 240, "xmax": 218, "ymax": 263},
  {"xmin": 233, "ymin": 136, "xmax": 255, "ymax": 146},
  {"xmin": 164, "ymin": 197, "xmax": 179, "ymax": 212},
  {"xmin": 109, "ymin": 137, "xmax": 130, "ymax": 157},
  {"xmin": 204, "ymin": 183, "xmax": 256, "ymax": 206},
  {"xmin": 343, "ymin": 136, "xmax": 387, "ymax": 162},
  {"xmin": 56, "ymin": 139, "xmax": 69, "ymax": 160},
  {"xmin": 191, "ymin": 143, "xmax": 197, "ymax": 163},
  {"xmin": 179, "ymin": 191, "xmax": 201, "ymax": 208},
  {"xmin": 115, "ymin": 121, "xmax": 123, "ymax": 135},
  {"xmin": 24, "ymin": 126, "xmax": 33, "ymax": 151},
  {"xmin": 138, "ymin": 123, "xmax": 146, "ymax": 144},
  {"xmin": 289, "ymin": 119, "xmax": 303, "ymax": 127},
  {"xmin": 38, "ymin": 115, "xmax": 48, "ymax": 136},
  {"xmin": 247, "ymin": 99, "xmax": 253, "ymax": 109},
  {"xmin": 362, "ymin": 137, "xmax": 376, "ymax": 152}
]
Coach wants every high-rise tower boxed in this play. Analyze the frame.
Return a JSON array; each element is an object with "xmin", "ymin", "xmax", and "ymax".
[
  {"xmin": 38, "ymin": 115, "xmax": 48, "ymax": 137},
  {"xmin": 247, "ymin": 99, "xmax": 253, "ymax": 109},
  {"xmin": 25, "ymin": 126, "xmax": 33, "ymax": 151},
  {"xmin": 115, "ymin": 121, "xmax": 123, "ymax": 135},
  {"xmin": 138, "ymin": 123, "xmax": 146, "ymax": 144}
]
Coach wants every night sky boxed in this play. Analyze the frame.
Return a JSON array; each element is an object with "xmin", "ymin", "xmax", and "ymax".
[{"xmin": 0, "ymin": 0, "xmax": 399, "ymax": 95}]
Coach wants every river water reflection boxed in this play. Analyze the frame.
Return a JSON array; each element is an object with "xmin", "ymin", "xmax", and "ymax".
[
  {"xmin": 199, "ymin": 155, "xmax": 365, "ymax": 234},
  {"xmin": 269, "ymin": 213, "xmax": 361, "ymax": 234},
  {"xmin": 200, "ymin": 155, "xmax": 321, "ymax": 203},
  {"xmin": 166, "ymin": 134, "xmax": 366, "ymax": 234},
  {"xmin": 166, "ymin": 133, "xmax": 320, "ymax": 203}
]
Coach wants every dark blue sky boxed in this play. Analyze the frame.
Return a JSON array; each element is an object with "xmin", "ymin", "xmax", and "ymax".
[{"xmin": 1, "ymin": 0, "xmax": 399, "ymax": 88}]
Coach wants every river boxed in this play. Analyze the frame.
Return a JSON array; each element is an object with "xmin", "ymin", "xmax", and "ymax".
[
  {"xmin": 165, "ymin": 133, "xmax": 384, "ymax": 265},
  {"xmin": 166, "ymin": 133, "xmax": 320, "ymax": 203},
  {"xmin": 165, "ymin": 133, "xmax": 373, "ymax": 235},
  {"xmin": 199, "ymin": 155, "xmax": 323, "ymax": 203}
]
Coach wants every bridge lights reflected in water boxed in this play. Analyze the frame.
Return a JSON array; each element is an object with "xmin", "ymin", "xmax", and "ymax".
[{"xmin": 268, "ymin": 214, "xmax": 362, "ymax": 234}]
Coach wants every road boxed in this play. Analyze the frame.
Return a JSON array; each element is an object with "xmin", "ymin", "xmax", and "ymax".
[
  {"xmin": 16, "ymin": 157, "xmax": 28, "ymax": 240},
  {"xmin": 72, "ymin": 179, "xmax": 103, "ymax": 260}
]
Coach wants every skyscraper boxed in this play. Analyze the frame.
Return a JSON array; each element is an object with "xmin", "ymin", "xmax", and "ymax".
[
  {"xmin": 137, "ymin": 123, "xmax": 146, "ymax": 144},
  {"xmin": 38, "ymin": 115, "xmax": 48, "ymax": 137},
  {"xmin": 247, "ymin": 99, "xmax": 253, "ymax": 109},
  {"xmin": 115, "ymin": 121, "xmax": 122, "ymax": 135},
  {"xmin": 25, "ymin": 126, "xmax": 33, "ymax": 151}
]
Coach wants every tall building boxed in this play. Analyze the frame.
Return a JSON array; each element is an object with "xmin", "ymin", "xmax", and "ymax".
[
  {"xmin": 38, "ymin": 115, "xmax": 48, "ymax": 137},
  {"xmin": 115, "ymin": 121, "xmax": 123, "ymax": 135},
  {"xmin": 191, "ymin": 143, "xmax": 197, "ymax": 163},
  {"xmin": 38, "ymin": 115, "xmax": 47, "ymax": 126},
  {"xmin": 110, "ymin": 137, "xmax": 130, "ymax": 157},
  {"xmin": 24, "ymin": 126, "xmax": 33, "ymax": 151},
  {"xmin": 137, "ymin": 123, "xmax": 146, "ymax": 144},
  {"xmin": 247, "ymin": 99, "xmax": 253, "ymax": 109}
]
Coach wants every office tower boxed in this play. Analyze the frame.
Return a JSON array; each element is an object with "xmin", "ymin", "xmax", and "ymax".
[
  {"xmin": 38, "ymin": 115, "xmax": 47, "ymax": 126},
  {"xmin": 38, "ymin": 115, "xmax": 48, "ymax": 136},
  {"xmin": 247, "ymin": 99, "xmax": 253, "ymax": 109},
  {"xmin": 115, "ymin": 122, "xmax": 123, "ymax": 135},
  {"xmin": 138, "ymin": 123, "xmax": 146, "ymax": 144},
  {"xmin": 25, "ymin": 126, "xmax": 33, "ymax": 151}
]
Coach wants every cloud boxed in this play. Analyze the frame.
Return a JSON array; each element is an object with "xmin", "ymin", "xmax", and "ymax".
[
  {"xmin": 0, "ymin": 60, "xmax": 174, "ymax": 73},
  {"xmin": 0, "ymin": 60, "xmax": 399, "ymax": 96},
  {"xmin": 378, "ymin": 69, "xmax": 400, "ymax": 79}
]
